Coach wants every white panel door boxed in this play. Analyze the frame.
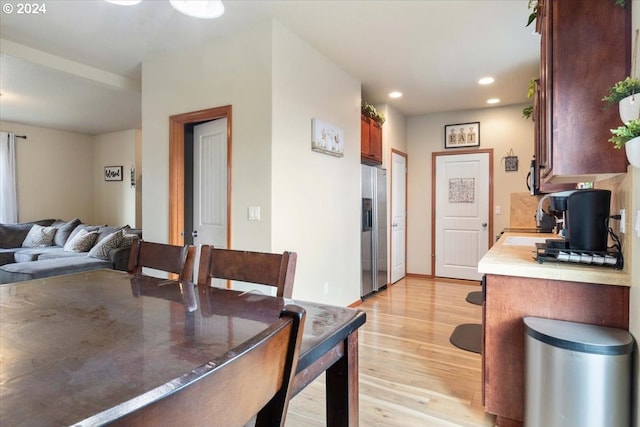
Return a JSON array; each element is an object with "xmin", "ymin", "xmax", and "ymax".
[
  {"xmin": 435, "ymin": 152, "xmax": 489, "ymax": 281},
  {"xmin": 391, "ymin": 151, "xmax": 407, "ymax": 283},
  {"xmin": 193, "ymin": 118, "xmax": 228, "ymax": 276}
]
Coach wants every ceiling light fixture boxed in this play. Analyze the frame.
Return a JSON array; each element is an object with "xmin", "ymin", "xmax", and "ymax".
[
  {"xmin": 105, "ymin": 0, "xmax": 225, "ymax": 19},
  {"xmin": 486, "ymin": 98, "xmax": 501, "ymax": 104},
  {"xmin": 389, "ymin": 91, "xmax": 403, "ymax": 99},
  {"xmin": 479, "ymin": 77, "xmax": 495, "ymax": 85}
]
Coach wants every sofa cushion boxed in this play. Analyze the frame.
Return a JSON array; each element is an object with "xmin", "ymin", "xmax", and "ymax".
[
  {"xmin": 67, "ymin": 224, "xmax": 100, "ymax": 244},
  {"xmin": 53, "ymin": 218, "xmax": 81, "ymax": 246},
  {"xmin": 64, "ymin": 229, "xmax": 99, "ymax": 253},
  {"xmin": 88, "ymin": 229, "xmax": 123, "ymax": 260},
  {"xmin": 95, "ymin": 225, "xmax": 124, "ymax": 245},
  {"xmin": 0, "ymin": 257, "xmax": 111, "ymax": 284},
  {"xmin": 13, "ymin": 247, "xmax": 64, "ymax": 263},
  {"xmin": 22, "ymin": 225, "xmax": 57, "ymax": 248},
  {"xmin": 0, "ymin": 219, "xmax": 55, "ymax": 248}
]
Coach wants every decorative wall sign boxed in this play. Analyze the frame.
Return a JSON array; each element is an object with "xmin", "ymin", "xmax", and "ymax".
[
  {"xmin": 311, "ymin": 118, "xmax": 344, "ymax": 157},
  {"xmin": 505, "ymin": 155, "xmax": 518, "ymax": 172},
  {"xmin": 445, "ymin": 122, "xmax": 480, "ymax": 149},
  {"xmin": 448, "ymin": 178, "xmax": 475, "ymax": 203},
  {"xmin": 104, "ymin": 166, "xmax": 123, "ymax": 181}
]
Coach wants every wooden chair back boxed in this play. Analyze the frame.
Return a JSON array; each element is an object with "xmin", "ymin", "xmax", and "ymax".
[
  {"xmin": 128, "ymin": 240, "xmax": 196, "ymax": 281},
  {"xmin": 197, "ymin": 245, "xmax": 297, "ymax": 298},
  {"xmin": 111, "ymin": 304, "xmax": 306, "ymax": 427}
]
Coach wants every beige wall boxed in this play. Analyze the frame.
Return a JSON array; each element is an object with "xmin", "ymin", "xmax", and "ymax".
[
  {"xmin": 405, "ymin": 104, "xmax": 534, "ymax": 275},
  {"xmin": 1, "ymin": 121, "xmax": 94, "ymax": 223},
  {"xmin": 142, "ymin": 20, "xmax": 362, "ymax": 305},
  {"xmin": 1, "ymin": 121, "xmax": 140, "ymax": 226},
  {"xmin": 93, "ymin": 129, "xmax": 139, "ymax": 227}
]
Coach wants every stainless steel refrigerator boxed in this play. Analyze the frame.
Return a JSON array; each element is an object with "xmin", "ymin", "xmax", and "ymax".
[{"xmin": 361, "ymin": 165, "xmax": 387, "ymax": 298}]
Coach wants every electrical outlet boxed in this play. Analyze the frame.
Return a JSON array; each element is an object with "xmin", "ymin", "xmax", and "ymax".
[
  {"xmin": 495, "ymin": 205, "xmax": 501, "ymax": 215},
  {"xmin": 323, "ymin": 282, "xmax": 329, "ymax": 295},
  {"xmin": 620, "ymin": 209, "xmax": 626, "ymax": 234}
]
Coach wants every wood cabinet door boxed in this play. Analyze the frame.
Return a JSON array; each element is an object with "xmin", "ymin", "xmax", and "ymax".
[
  {"xmin": 542, "ymin": 0, "xmax": 629, "ymax": 180},
  {"xmin": 360, "ymin": 116, "xmax": 371, "ymax": 158},
  {"xmin": 369, "ymin": 121, "xmax": 382, "ymax": 162}
]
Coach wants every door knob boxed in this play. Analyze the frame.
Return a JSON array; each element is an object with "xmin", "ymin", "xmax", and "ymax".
[
  {"xmin": 192, "ymin": 230, "xmax": 199, "ymax": 237},
  {"xmin": 482, "ymin": 223, "xmax": 488, "ymax": 227},
  {"xmin": 392, "ymin": 223, "xmax": 398, "ymax": 228}
]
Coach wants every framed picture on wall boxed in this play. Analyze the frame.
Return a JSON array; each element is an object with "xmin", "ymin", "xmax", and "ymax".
[
  {"xmin": 444, "ymin": 122, "xmax": 480, "ymax": 149},
  {"xmin": 104, "ymin": 166, "xmax": 123, "ymax": 181}
]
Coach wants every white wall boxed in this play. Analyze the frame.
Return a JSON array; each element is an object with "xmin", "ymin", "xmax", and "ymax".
[
  {"xmin": 93, "ymin": 129, "xmax": 139, "ymax": 227},
  {"xmin": 142, "ymin": 20, "xmax": 362, "ymax": 305},
  {"xmin": 406, "ymin": 104, "xmax": 534, "ymax": 275},
  {"xmin": 141, "ymin": 21, "xmax": 273, "ymax": 248},
  {"xmin": 1, "ymin": 121, "xmax": 94, "ymax": 223},
  {"xmin": 271, "ymin": 22, "xmax": 361, "ymax": 305}
]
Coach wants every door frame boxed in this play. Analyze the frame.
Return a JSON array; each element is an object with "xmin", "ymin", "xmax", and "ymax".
[
  {"xmin": 169, "ymin": 105, "xmax": 232, "ymax": 247},
  {"xmin": 390, "ymin": 149, "xmax": 408, "ymax": 284},
  {"xmin": 431, "ymin": 148, "xmax": 493, "ymax": 278}
]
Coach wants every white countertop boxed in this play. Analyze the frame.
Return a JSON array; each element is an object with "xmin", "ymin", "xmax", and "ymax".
[{"xmin": 478, "ymin": 232, "xmax": 631, "ymax": 287}]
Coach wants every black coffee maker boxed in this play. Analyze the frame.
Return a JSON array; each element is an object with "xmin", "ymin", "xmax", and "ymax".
[{"xmin": 549, "ymin": 189, "xmax": 611, "ymax": 251}]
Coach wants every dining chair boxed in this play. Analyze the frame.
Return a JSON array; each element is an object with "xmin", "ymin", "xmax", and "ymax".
[
  {"xmin": 197, "ymin": 245, "xmax": 297, "ymax": 298},
  {"xmin": 110, "ymin": 304, "xmax": 306, "ymax": 427},
  {"xmin": 127, "ymin": 239, "xmax": 196, "ymax": 281}
]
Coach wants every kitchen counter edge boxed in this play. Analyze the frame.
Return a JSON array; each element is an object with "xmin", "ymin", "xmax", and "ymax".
[{"xmin": 478, "ymin": 232, "xmax": 631, "ymax": 287}]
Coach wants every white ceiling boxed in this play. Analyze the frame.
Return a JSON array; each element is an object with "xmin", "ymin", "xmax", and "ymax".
[{"xmin": 0, "ymin": 0, "xmax": 540, "ymax": 135}]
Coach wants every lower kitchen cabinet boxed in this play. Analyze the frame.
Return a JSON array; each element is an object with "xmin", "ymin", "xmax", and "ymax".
[{"xmin": 483, "ymin": 274, "xmax": 629, "ymax": 426}]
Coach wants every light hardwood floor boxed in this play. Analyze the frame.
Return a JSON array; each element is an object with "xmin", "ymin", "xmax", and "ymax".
[{"xmin": 286, "ymin": 276, "xmax": 497, "ymax": 427}]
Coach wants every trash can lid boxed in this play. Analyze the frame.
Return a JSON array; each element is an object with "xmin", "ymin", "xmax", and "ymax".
[{"xmin": 524, "ymin": 317, "xmax": 634, "ymax": 355}]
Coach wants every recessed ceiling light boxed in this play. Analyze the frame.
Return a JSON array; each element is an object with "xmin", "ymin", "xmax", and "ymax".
[
  {"xmin": 479, "ymin": 77, "xmax": 495, "ymax": 85},
  {"xmin": 487, "ymin": 98, "xmax": 501, "ymax": 104},
  {"xmin": 389, "ymin": 91, "xmax": 403, "ymax": 98}
]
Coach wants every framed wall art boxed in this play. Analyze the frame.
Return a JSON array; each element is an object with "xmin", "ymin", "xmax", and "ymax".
[
  {"xmin": 104, "ymin": 166, "xmax": 123, "ymax": 181},
  {"xmin": 444, "ymin": 122, "xmax": 480, "ymax": 149},
  {"xmin": 311, "ymin": 118, "xmax": 344, "ymax": 157}
]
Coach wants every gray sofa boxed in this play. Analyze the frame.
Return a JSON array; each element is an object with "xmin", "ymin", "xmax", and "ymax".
[{"xmin": 0, "ymin": 218, "xmax": 141, "ymax": 284}]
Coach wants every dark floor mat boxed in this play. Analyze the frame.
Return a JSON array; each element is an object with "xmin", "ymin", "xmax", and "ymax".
[
  {"xmin": 465, "ymin": 291, "xmax": 483, "ymax": 306},
  {"xmin": 449, "ymin": 323, "xmax": 482, "ymax": 354}
]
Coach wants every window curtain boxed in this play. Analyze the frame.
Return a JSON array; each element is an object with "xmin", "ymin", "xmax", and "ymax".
[{"xmin": 0, "ymin": 132, "xmax": 18, "ymax": 223}]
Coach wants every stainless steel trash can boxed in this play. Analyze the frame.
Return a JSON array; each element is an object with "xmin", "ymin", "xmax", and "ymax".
[{"xmin": 524, "ymin": 317, "xmax": 634, "ymax": 427}]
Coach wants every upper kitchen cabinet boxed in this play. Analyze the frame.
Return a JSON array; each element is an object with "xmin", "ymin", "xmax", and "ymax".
[
  {"xmin": 535, "ymin": 0, "xmax": 630, "ymax": 183},
  {"xmin": 361, "ymin": 115, "xmax": 383, "ymax": 165}
]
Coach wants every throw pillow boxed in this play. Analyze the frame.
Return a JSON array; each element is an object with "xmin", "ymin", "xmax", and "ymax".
[
  {"xmin": 53, "ymin": 218, "xmax": 81, "ymax": 247},
  {"xmin": 64, "ymin": 229, "xmax": 99, "ymax": 252},
  {"xmin": 22, "ymin": 224, "xmax": 57, "ymax": 248},
  {"xmin": 88, "ymin": 230, "xmax": 124, "ymax": 260},
  {"xmin": 120, "ymin": 229, "xmax": 139, "ymax": 249}
]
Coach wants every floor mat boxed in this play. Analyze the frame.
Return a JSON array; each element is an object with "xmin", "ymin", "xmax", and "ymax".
[
  {"xmin": 465, "ymin": 291, "xmax": 483, "ymax": 306},
  {"xmin": 449, "ymin": 323, "xmax": 482, "ymax": 354}
]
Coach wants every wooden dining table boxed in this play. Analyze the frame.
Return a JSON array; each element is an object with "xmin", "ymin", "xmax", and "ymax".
[{"xmin": 0, "ymin": 269, "xmax": 366, "ymax": 426}]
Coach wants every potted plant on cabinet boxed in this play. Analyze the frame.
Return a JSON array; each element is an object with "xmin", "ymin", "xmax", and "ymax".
[
  {"xmin": 603, "ymin": 77, "xmax": 640, "ymax": 123},
  {"xmin": 609, "ymin": 119, "xmax": 640, "ymax": 167},
  {"xmin": 361, "ymin": 101, "xmax": 386, "ymax": 125}
]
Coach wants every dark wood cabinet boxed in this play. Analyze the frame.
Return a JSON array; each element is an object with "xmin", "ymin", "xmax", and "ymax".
[
  {"xmin": 361, "ymin": 115, "xmax": 382, "ymax": 165},
  {"xmin": 534, "ymin": 0, "xmax": 630, "ymax": 183},
  {"xmin": 483, "ymin": 274, "xmax": 629, "ymax": 425}
]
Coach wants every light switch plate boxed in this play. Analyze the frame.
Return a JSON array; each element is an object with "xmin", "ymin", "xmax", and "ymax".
[{"xmin": 248, "ymin": 206, "xmax": 261, "ymax": 221}]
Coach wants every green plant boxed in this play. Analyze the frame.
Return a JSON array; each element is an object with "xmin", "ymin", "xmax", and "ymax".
[
  {"xmin": 361, "ymin": 101, "xmax": 386, "ymax": 125},
  {"xmin": 526, "ymin": 0, "xmax": 538, "ymax": 27},
  {"xmin": 609, "ymin": 119, "xmax": 640, "ymax": 149},
  {"xmin": 522, "ymin": 78, "xmax": 536, "ymax": 120},
  {"xmin": 602, "ymin": 77, "xmax": 640, "ymax": 107}
]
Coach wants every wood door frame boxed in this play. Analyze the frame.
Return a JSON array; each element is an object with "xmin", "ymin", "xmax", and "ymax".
[
  {"xmin": 390, "ymin": 149, "xmax": 408, "ymax": 284},
  {"xmin": 169, "ymin": 105, "xmax": 232, "ymax": 247},
  {"xmin": 431, "ymin": 148, "xmax": 493, "ymax": 278}
]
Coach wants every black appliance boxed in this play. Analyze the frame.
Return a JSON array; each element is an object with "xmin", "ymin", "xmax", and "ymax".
[{"xmin": 535, "ymin": 189, "xmax": 623, "ymax": 269}]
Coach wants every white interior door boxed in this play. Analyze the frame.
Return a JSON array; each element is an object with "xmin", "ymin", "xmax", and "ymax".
[
  {"xmin": 193, "ymin": 118, "xmax": 228, "ymax": 276},
  {"xmin": 391, "ymin": 151, "xmax": 407, "ymax": 283},
  {"xmin": 435, "ymin": 152, "xmax": 489, "ymax": 281}
]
